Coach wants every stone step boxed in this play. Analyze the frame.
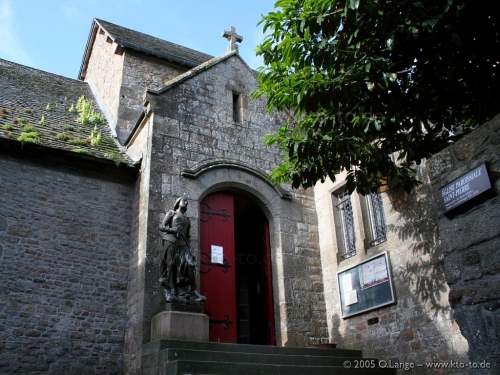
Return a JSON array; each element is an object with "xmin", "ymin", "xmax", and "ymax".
[
  {"xmin": 142, "ymin": 340, "xmax": 396, "ymax": 375},
  {"xmin": 145, "ymin": 360, "xmax": 396, "ymax": 375},
  {"xmin": 142, "ymin": 347, "xmax": 371, "ymax": 368},
  {"xmin": 142, "ymin": 339, "xmax": 362, "ymax": 358}
]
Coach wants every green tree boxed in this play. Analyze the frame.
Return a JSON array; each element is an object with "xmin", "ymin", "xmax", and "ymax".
[{"xmin": 253, "ymin": 0, "xmax": 500, "ymax": 194}]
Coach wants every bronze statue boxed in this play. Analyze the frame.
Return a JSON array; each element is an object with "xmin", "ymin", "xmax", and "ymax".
[{"xmin": 159, "ymin": 197, "xmax": 206, "ymax": 305}]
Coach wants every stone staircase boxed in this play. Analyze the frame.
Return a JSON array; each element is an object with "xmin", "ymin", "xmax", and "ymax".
[{"xmin": 141, "ymin": 339, "xmax": 396, "ymax": 375}]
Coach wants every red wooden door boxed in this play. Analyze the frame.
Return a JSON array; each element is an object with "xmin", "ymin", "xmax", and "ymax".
[
  {"xmin": 199, "ymin": 192, "xmax": 237, "ymax": 343},
  {"xmin": 260, "ymin": 220, "xmax": 276, "ymax": 346}
]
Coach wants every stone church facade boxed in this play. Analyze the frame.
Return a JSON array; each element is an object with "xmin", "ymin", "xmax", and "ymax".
[{"xmin": 1, "ymin": 18, "xmax": 498, "ymax": 374}]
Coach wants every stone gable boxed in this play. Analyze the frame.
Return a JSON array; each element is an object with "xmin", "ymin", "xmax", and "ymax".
[
  {"xmin": 83, "ymin": 25, "xmax": 191, "ymax": 143},
  {"xmin": 81, "ymin": 19, "xmax": 212, "ymax": 144},
  {"xmin": 144, "ymin": 54, "xmax": 285, "ymax": 174}
]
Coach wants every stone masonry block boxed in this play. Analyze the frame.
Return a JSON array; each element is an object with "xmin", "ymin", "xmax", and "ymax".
[
  {"xmin": 427, "ymin": 147, "xmax": 455, "ymax": 180},
  {"xmin": 462, "ymin": 265, "xmax": 482, "ymax": 281},
  {"xmin": 195, "ymin": 167, "xmax": 232, "ymax": 189},
  {"xmin": 444, "ymin": 253, "xmax": 462, "ymax": 285},
  {"xmin": 0, "ymin": 217, "xmax": 7, "ymax": 231},
  {"xmin": 278, "ymin": 233, "xmax": 296, "ymax": 254},
  {"xmin": 480, "ymin": 237, "xmax": 500, "ymax": 275},
  {"xmin": 281, "ymin": 303, "xmax": 313, "ymax": 332},
  {"xmin": 461, "ymin": 249, "xmax": 481, "ymax": 265},
  {"xmin": 155, "ymin": 117, "xmax": 180, "ymax": 138},
  {"xmin": 170, "ymin": 176, "xmax": 205, "ymax": 200},
  {"xmin": 448, "ymin": 279, "xmax": 500, "ymax": 307},
  {"xmin": 489, "ymin": 112, "xmax": 500, "ymax": 132},
  {"xmin": 150, "ymin": 311, "xmax": 208, "ymax": 342},
  {"xmin": 281, "ymin": 331, "xmax": 306, "ymax": 347},
  {"xmin": 453, "ymin": 123, "xmax": 491, "ymax": 161},
  {"xmin": 439, "ymin": 197, "xmax": 500, "ymax": 254},
  {"xmin": 278, "ymin": 253, "xmax": 308, "ymax": 278},
  {"xmin": 266, "ymin": 196, "xmax": 304, "ymax": 221}
]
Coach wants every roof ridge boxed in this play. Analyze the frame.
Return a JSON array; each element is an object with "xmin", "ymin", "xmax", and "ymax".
[
  {"xmin": 145, "ymin": 51, "xmax": 258, "ymax": 99},
  {"xmin": 0, "ymin": 58, "xmax": 89, "ymax": 84},
  {"xmin": 146, "ymin": 51, "xmax": 237, "ymax": 97},
  {"xmin": 94, "ymin": 18, "xmax": 213, "ymax": 60},
  {"xmin": 79, "ymin": 18, "xmax": 215, "ymax": 80}
]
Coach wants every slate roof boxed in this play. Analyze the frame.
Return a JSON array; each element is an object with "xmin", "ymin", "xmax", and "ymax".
[
  {"xmin": 0, "ymin": 59, "xmax": 134, "ymax": 166},
  {"xmin": 96, "ymin": 19, "xmax": 213, "ymax": 67}
]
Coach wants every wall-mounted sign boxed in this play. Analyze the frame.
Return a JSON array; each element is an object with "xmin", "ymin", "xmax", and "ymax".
[
  {"xmin": 337, "ymin": 252, "xmax": 395, "ymax": 318},
  {"xmin": 438, "ymin": 163, "xmax": 492, "ymax": 214},
  {"xmin": 211, "ymin": 245, "xmax": 223, "ymax": 264},
  {"xmin": 359, "ymin": 256, "xmax": 389, "ymax": 289}
]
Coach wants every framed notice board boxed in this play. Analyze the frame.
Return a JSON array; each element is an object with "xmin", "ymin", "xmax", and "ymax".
[{"xmin": 337, "ymin": 252, "xmax": 395, "ymax": 318}]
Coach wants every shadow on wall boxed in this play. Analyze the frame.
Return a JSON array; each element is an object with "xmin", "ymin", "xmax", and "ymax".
[
  {"xmin": 330, "ymin": 313, "xmax": 342, "ymax": 346},
  {"xmin": 387, "ymin": 179, "xmax": 450, "ymax": 316},
  {"xmin": 324, "ymin": 179, "xmax": 468, "ymax": 368},
  {"xmin": 377, "ymin": 176, "xmax": 468, "ymax": 365}
]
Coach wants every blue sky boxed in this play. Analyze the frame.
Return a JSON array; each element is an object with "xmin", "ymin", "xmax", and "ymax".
[{"xmin": 0, "ymin": 0, "xmax": 276, "ymax": 79}]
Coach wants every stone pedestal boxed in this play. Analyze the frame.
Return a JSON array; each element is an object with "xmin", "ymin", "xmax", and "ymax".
[{"xmin": 150, "ymin": 303, "xmax": 209, "ymax": 342}]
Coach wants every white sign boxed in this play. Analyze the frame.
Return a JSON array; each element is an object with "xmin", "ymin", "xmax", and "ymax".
[
  {"xmin": 211, "ymin": 245, "xmax": 223, "ymax": 264},
  {"xmin": 439, "ymin": 163, "xmax": 492, "ymax": 213},
  {"xmin": 341, "ymin": 273, "xmax": 353, "ymax": 292},
  {"xmin": 359, "ymin": 256, "xmax": 388, "ymax": 289},
  {"xmin": 345, "ymin": 290, "xmax": 358, "ymax": 306}
]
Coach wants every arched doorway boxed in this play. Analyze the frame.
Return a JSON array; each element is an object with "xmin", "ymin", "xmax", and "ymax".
[{"xmin": 199, "ymin": 191, "xmax": 276, "ymax": 345}]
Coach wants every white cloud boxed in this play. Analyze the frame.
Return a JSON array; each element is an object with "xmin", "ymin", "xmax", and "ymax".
[{"xmin": 0, "ymin": 0, "xmax": 33, "ymax": 65}]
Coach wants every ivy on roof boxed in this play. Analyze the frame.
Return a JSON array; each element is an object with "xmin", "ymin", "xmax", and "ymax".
[{"xmin": 0, "ymin": 59, "xmax": 135, "ymax": 166}]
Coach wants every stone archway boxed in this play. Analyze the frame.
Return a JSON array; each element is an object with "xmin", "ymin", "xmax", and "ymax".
[{"xmin": 171, "ymin": 159, "xmax": 305, "ymax": 346}]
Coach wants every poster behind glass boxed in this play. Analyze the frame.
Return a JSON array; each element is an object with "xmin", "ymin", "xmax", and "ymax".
[{"xmin": 337, "ymin": 252, "xmax": 395, "ymax": 318}]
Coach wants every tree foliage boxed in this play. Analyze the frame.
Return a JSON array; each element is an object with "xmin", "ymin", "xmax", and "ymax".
[{"xmin": 253, "ymin": 0, "xmax": 500, "ymax": 194}]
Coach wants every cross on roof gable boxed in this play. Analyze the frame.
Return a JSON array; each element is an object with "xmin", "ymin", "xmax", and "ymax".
[{"xmin": 222, "ymin": 26, "xmax": 243, "ymax": 53}]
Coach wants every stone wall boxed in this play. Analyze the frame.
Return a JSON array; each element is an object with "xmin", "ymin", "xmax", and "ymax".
[
  {"xmin": 85, "ymin": 31, "xmax": 188, "ymax": 144},
  {"xmin": 137, "ymin": 54, "xmax": 328, "ymax": 349},
  {"xmin": 0, "ymin": 154, "xmax": 134, "ymax": 374},
  {"xmin": 429, "ymin": 114, "xmax": 500, "ymax": 374},
  {"xmin": 314, "ymin": 168, "xmax": 469, "ymax": 372},
  {"xmin": 84, "ymin": 28, "xmax": 124, "ymax": 133},
  {"xmin": 123, "ymin": 116, "xmax": 154, "ymax": 375},
  {"xmin": 118, "ymin": 52, "xmax": 188, "ymax": 143}
]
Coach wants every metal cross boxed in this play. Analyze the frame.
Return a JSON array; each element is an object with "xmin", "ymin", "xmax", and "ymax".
[{"xmin": 222, "ymin": 26, "xmax": 243, "ymax": 53}]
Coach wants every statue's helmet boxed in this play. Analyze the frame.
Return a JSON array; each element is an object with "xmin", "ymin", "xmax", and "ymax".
[{"xmin": 173, "ymin": 197, "xmax": 184, "ymax": 210}]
